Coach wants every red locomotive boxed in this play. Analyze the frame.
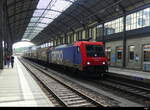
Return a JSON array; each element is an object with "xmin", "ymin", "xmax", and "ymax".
[
  {"xmin": 24, "ymin": 41, "xmax": 108, "ymax": 78},
  {"xmin": 73, "ymin": 41, "xmax": 108, "ymax": 73}
]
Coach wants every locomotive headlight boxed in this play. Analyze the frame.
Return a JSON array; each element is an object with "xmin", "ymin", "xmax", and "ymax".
[
  {"xmin": 87, "ymin": 62, "xmax": 90, "ymax": 65},
  {"xmin": 102, "ymin": 62, "xmax": 106, "ymax": 65}
]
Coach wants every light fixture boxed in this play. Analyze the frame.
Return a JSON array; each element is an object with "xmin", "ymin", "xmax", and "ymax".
[
  {"xmin": 102, "ymin": 62, "xmax": 106, "ymax": 65},
  {"xmin": 115, "ymin": 5, "xmax": 120, "ymax": 12},
  {"xmin": 87, "ymin": 62, "xmax": 90, "ymax": 65}
]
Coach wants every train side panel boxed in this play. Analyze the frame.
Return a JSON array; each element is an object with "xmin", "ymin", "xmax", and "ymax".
[
  {"xmin": 37, "ymin": 48, "xmax": 48, "ymax": 62},
  {"xmin": 74, "ymin": 46, "xmax": 82, "ymax": 69},
  {"xmin": 49, "ymin": 46, "xmax": 82, "ymax": 69}
]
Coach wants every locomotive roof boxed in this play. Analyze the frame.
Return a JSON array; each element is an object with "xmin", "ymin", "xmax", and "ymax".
[
  {"xmin": 74, "ymin": 41, "xmax": 104, "ymax": 46},
  {"xmin": 53, "ymin": 41, "xmax": 104, "ymax": 50},
  {"xmin": 54, "ymin": 44, "xmax": 73, "ymax": 49}
]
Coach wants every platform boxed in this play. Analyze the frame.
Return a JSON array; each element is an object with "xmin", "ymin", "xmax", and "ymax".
[
  {"xmin": 109, "ymin": 67, "xmax": 150, "ymax": 83},
  {"xmin": 0, "ymin": 57, "xmax": 54, "ymax": 107}
]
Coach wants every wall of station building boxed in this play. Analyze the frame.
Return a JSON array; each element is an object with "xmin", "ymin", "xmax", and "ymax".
[
  {"xmin": 105, "ymin": 36, "xmax": 150, "ymax": 71},
  {"xmin": 38, "ymin": 6, "xmax": 150, "ymax": 71},
  {"xmin": 42, "ymin": 6, "xmax": 150, "ymax": 47},
  {"xmin": 53, "ymin": 25, "xmax": 98, "ymax": 46}
]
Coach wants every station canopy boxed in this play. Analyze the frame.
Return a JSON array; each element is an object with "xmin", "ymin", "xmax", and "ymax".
[{"xmin": 7, "ymin": 0, "xmax": 150, "ymax": 44}]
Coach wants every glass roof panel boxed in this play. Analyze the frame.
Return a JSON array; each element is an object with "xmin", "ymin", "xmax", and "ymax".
[
  {"xmin": 39, "ymin": 18, "xmax": 53, "ymax": 24},
  {"xmin": 22, "ymin": 0, "xmax": 75, "ymax": 41},
  {"xmin": 44, "ymin": 10, "xmax": 60, "ymax": 19},
  {"xmin": 36, "ymin": 0, "xmax": 50, "ymax": 9},
  {"xmin": 27, "ymin": 27, "xmax": 34, "ymax": 30},
  {"xmin": 34, "ymin": 27, "xmax": 43, "ymax": 30},
  {"xmin": 28, "ymin": 23, "xmax": 36, "ymax": 27},
  {"xmin": 30, "ymin": 18, "xmax": 39, "ymax": 22},
  {"xmin": 33, "ymin": 10, "xmax": 45, "ymax": 16},
  {"xmin": 37, "ymin": 23, "xmax": 48, "ymax": 28},
  {"xmin": 25, "ymin": 30, "xmax": 32, "ymax": 33},
  {"xmin": 51, "ymin": 0, "xmax": 72, "ymax": 12},
  {"xmin": 33, "ymin": 30, "xmax": 40, "ymax": 33}
]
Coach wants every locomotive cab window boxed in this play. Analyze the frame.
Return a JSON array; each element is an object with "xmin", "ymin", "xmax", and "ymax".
[
  {"xmin": 144, "ymin": 45, "xmax": 150, "ymax": 62},
  {"xmin": 86, "ymin": 45, "xmax": 105, "ymax": 57}
]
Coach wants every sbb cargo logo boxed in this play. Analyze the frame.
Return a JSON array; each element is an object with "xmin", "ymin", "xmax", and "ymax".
[{"xmin": 51, "ymin": 50, "xmax": 63, "ymax": 63}]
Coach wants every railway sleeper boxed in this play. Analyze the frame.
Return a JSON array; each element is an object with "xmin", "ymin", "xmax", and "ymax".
[
  {"xmin": 71, "ymin": 103, "xmax": 95, "ymax": 107},
  {"xmin": 57, "ymin": 93, "xmax": 76, "ymax": 96},
  {"xmin": 59, "ymin": 94, "xmax": 79, "ymax": 97},
  {"xmin": 64, "ymin": 99, "xmax": 86, "ymax": 103},
  {"xmin": 67, "ymin": 100, "xmax": 90, "ymax": 105},
  {"xmin": 55, "ymin": 91, "xmax": 73, "ymax": 94},
  {"xmin": 59, "ymin": 95, "xmax": 79, "ymax": 99},
  {"xmin": 137, "ymin": 92, "xmax": 149, "ymax": 96},
  {"xmin": 63, "ymin": 97, "xmax": 83, "ymax": 101}
]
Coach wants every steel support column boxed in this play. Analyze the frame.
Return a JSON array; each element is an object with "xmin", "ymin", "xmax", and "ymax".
[
  {"xmin": 55, "ymin": 38, "xmax": 58, "ymax": 46},
  {"xmin": 52, "ymin": 40, "xmax": 55, "ymax": 47},
  {"xmin": 0, "ymin": 0, "xmax": 4, "ymax": 69},
  {"xmin": 102, "ymin": 23, "xmax": 105, "ymax": 47},
  {"xmin": 64, "ymin": 33, "xmax": 67, "ymax": 44},
  {"xmin": 123, "ymin": 12, "xmax": 126, "ymax": 68},
  {"xmin": 4, "ymin": 41, "xmax": 7, "ymax": 65},
  {"xmin": 5, "ymin": 40, "xmax": 10, "ymax": 55},
  {"xmin": 8, "ymin": 43, "xmax": 13, "ymax": 55},
  {"xmin": 3, "ymin": 3, "xmax": 9, "ymax": 59},
  {"xmin": 0, "ymin": 34, "xmax": 3, "ymax": 69}
]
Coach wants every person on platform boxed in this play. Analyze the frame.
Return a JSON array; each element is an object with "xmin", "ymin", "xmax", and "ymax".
[
  {"xmin": 6, "ymin": 55, "xmax": 10, "ymax": 68},
  {"xmin": 11, "ymin": 55, "xmax": 14, "ymax": 68}
]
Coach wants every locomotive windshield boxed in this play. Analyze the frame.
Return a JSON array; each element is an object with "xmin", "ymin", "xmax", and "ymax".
[{"xmin": 86, "ymin": 45, "xmax": 105, "ymax": 57}]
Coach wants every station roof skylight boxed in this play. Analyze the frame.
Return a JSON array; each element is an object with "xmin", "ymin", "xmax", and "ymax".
[{"xmin": 22, "ymin": 0, "xmax": 76, "ymax": 41}]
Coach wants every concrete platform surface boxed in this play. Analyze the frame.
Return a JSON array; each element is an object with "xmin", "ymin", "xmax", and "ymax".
[
  {"xmin": 0, "ymin": 57, "xmax": 54, "ymax": 107},
  {"xmin": 109, "ymin": 67, "xmax": 150, "ymax": 80}
]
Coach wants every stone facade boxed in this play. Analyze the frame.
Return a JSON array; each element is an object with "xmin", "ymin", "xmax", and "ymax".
[{"xmin": 105, "ymin": 36, "xmax": 150, "ymax": 71}]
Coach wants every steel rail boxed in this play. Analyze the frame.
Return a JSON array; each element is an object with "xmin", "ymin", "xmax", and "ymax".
[{"xmin": 20, "ymin": 58, "xmax": 105, "ymax": 107}]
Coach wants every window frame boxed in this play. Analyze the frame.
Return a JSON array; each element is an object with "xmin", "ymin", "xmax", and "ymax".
[
  {"xmin": 128, "ymin": 45, "xmax": 135, "ymax": 62},
  {"xmin": 143, "ymin": 44, "xmax": 150, "ymax": 62},
  {"xmin": 116, "ymin": 46, "xmax": 123, "ymax": 62}
]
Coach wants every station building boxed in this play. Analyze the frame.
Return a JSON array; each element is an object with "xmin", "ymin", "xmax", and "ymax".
[
  {"xmin": 0, "ymin": 0, "xmax": 150, "ymax": 72},
  {"xmin": 36, "ymin": 5, "xmax": 150, "ymax": 72}
]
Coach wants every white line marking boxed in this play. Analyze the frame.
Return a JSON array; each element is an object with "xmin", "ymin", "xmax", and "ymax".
[{"xmin": 16, "ymin": 58, "xmax": 37, "ymax": 106}]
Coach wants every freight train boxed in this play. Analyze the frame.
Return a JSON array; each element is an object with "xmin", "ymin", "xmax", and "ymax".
[{"xmin": 24, "ymin": 41, "xmax": 109, "ymax": 77}]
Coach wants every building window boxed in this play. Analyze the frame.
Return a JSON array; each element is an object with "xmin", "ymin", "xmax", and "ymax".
[
  {"xmin": 77, "ymin": 32, "xmax": 79, "ymax": 41},
  {"xmin": 69, "ymin": 35, "xmax": 72, "ymax": 43},
  {"xmin": 104, "ymin": 17, "xmax": 123, "ymax": 35},
  {"xmin": 66, "ymin": 36, "xmax": 68, "ymax": 44},
  {"xmin": 103, "ymin": 7, "xmax": 150, "ymax": 34},
  {"xmin": 116, "ymin": 46, "xmax": 123, "ymax": 61},
  {"xmin": 96, "ymin": 24, "xmax": 103, "ymax": 38},
  {"xmin": 80, "ymin": 31, "xmax": 83, "ymax": 40},
  {"xmin": 77, "ymin": 31, "xmax": 82, "ymax": 40},
  {"xmin": 68, "ymin": 36, "xmax": 70, "ymax": 44},
  {"xmin": 144, "ymin": 45, "xmax": 150, "ymax": 62},
  {"xmin": 128, "ymin": 46, "xmax": 135, "ymax": 61},
  {"xmin": 105, "ymin": 47, "xmax": 111, "ymax": 62},
  {"xmin": 138, "ymin": 18, "xmax": 145, "ymax": 26},
  {"xmin": 126, "ymin": 15, "xmax": 131, "ymax": 25},
  {"xmin": 126, "ymin": 7, "xmax": 150, "ymax": 31},
  {"xmin": 70, "ymin": 34, "xmax": 74, "ymax": 43},
  {"xmin": 88, "ymin": 28, "xmax": 94, "ymax": 38},
  {"xmin": 86, "ymin": 29, "xmax": 89, "ymax": 38}
]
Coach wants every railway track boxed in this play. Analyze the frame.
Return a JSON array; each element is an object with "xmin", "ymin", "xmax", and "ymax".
[
  {"xmin": 37, "ymin": 58, "xmax": 150, "ymax": 106},
  {"xmin": 21, "ymin": 57, "xmax": 150, "ymax": 106},
  {"xmin": 20, "ymin": 58, "xmax": 105, "ymax": 107},
  {"xmin": 97, "ymin": 74, "xmax": 150, "ymax": 106},
  {"xmin": 35, "ymin": 58, "xmax": 150, "ymax": 105}
]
